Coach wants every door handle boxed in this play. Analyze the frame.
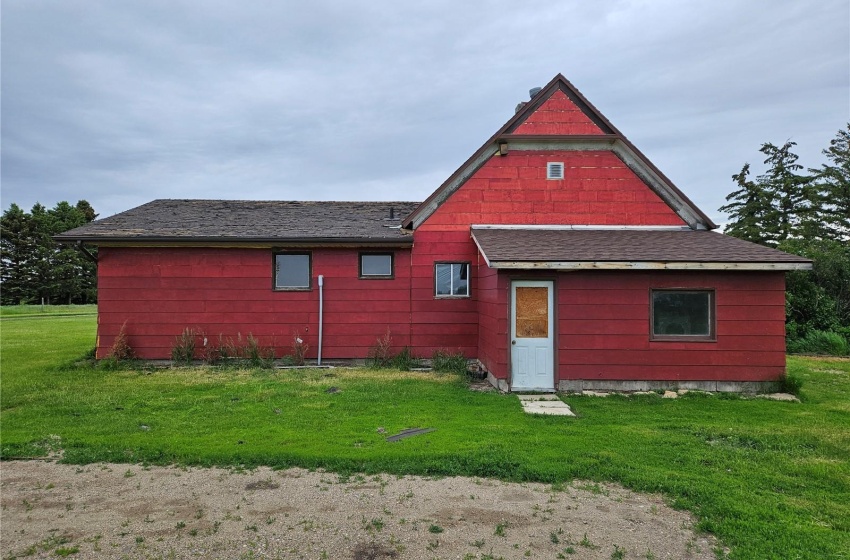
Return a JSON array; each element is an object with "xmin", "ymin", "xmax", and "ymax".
[{"xmin": 511, "ymin": 340, "xmax": 516, "ymax": 345}]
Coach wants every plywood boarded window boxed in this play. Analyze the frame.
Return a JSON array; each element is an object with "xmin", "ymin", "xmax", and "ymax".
[{"xmin": 515, "ymin": 286, "xmax": 548, "ymax": 338}]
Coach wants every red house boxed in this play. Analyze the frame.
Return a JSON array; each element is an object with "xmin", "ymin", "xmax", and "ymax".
[{"xmin": 57, "ymin": 74, "xmax": 811, "ymax": 392}]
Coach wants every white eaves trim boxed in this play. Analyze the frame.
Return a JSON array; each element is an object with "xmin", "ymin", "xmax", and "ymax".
[
  {"xmin": 485, "ymin": 261, "xmax": 813, "ymax": 271},
  {"xmin": 471, "ymin": 224, "xmax": 692, "ymax": 231}
]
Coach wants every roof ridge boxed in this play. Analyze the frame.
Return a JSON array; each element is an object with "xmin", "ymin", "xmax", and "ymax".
[{"xmin": 401, "ymin": 74, "xmax": 717, "ymax": 231}]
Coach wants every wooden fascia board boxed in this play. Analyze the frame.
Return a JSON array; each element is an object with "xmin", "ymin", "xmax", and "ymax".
[
  {"xmin": 404, "ymin": 145, "xmax": 499, "ymax": 229},
  {"xmin": 486, "ymin": 261, "xmax": 813, "ymax": 271},
  {"xmin": 402, "ymin": 74, "xmax": 573, "ymax": 230},
  {"xmin": 470, "ymin": 231, "xmax": 493, "ymax": 268},
  {"xmin": 68, "ymin": 238, "xmax": 413, "ymax": 249}
]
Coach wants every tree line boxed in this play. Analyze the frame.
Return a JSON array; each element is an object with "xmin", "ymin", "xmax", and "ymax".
[
  {"xmin": 0, "ymin": 201, "xmax": 98, "ymax": 305},
  {"xmin": 720, "ymin": 124, "xmax": 849, "ymax": 351}
]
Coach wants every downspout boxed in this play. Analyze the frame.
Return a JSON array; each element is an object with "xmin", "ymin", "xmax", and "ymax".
[{"xmin": 317, "ymin": 275, "xmax": 324, "ymax": 365}]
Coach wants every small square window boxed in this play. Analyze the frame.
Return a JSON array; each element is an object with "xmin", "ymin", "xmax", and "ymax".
[
  {"xmin": 651, "ymin": 289, "xmax": 715, "ymax": 341},
  {"xmin": 435, "ymin": 263, "xmax": 470, "ymax": 297},
  {"xmin": 547, "ymin": 162, "xmax": 564, "ymax": 180},
  {"xmin": 274, "ymin": 252, "xmax": 311, "ymax": 290},
  {"xmin": 360, "ymin": 253, "xmax": 393, "ymax": 278}
]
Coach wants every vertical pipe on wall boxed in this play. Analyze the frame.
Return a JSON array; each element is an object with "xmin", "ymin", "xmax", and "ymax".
[{"xmin": 317, "ymin": 275, "xmax": 324, "ymax": 365}]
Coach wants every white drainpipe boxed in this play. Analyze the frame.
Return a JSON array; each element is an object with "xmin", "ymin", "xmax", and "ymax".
[{"xmin": 317, "ymin": 275, "xmax": 324, "ymax": 365}]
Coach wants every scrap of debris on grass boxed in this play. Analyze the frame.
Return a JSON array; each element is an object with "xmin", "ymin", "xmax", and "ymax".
[{"xmin": 385, "ymin": 428, "xmax": 435, "ymax": 442}]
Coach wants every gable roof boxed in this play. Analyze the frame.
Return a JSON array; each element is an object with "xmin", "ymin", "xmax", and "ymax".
[
  {"xmin": 401, "ymin": 74, "xmax": 717, "ymax": 231},
  {"xmin": 470, "ymin": 226, "xmax": 812, "ymax": 271},
  {"xmin": 55, "ymin": 199, "xmax": 419, "ymax": 245}
]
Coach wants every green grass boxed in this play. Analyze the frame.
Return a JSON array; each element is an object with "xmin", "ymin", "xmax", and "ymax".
[
  {"xmin": 1, "ymin": 315, "xmax": 848, "ymax": 559},
  {"xmin": 0, "ymin": 304, "xmax": 97, "ymax": 317}
]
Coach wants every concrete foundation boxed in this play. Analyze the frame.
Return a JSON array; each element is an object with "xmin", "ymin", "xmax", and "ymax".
[{"xmin": 557, "ymin": 379, "xmax": 780, "ymax": 394}]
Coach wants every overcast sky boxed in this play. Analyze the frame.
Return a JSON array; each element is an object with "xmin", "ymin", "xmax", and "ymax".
[{"xmin": 2, "ymin": 1, "xmax": 848, "ymax": 225}]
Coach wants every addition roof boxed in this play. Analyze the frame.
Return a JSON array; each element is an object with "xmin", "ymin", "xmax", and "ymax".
[
  {"xmin": 470, "ymin": 226, "xmax": 813, "ymax": 271},
  {"xmin": 55, "ymin": 199, "xmax": 420, "ymax": 245}
]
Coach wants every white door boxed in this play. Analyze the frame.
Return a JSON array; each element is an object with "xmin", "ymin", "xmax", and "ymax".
[{"xmin": 510, "ymin": 280, "xmax": 555, "ymax": 391}]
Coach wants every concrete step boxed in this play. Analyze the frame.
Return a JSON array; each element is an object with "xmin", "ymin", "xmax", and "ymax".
[{"xmin": 516, "ymin": 394, "xmax": 576, "ymax": 416}]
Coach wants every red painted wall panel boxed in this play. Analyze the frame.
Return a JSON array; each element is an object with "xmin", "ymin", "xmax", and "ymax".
[
  {"xmin": 419, "ymin": 151, "xmax": 685, "ymax": 232},
  {"xmin": 478, "ymin": 270, "xmax": 786, "ymax": 384},
  {"xmin": 513, "ymin": 90, "xmax": 605, "ymax": 135},
  {"xmin": 476, "ymin": 263, "xmax": 508, "ymax": 377},
  {"xmin": 96, "ymin": 246, "xmax": 415, "ymax": 360},
  {"xmin": 551, "ymin": 270, "xmax": 787, "ymax": 382}
]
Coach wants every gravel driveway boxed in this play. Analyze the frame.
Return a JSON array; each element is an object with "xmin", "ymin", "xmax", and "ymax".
[{"xmin": 1, "ymin": 461, "xmax": 721, "ymax": 559}]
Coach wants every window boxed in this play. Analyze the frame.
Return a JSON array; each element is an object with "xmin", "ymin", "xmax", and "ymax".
[
  {"xmin": 547, "ymin": 161, "xmax": 564, "ymax": 180},
  {"xmin": 435, "ymin": 263, "xmax": 470, "ymax": 297},
  {"xmin": 651, "ymin": 289, "xmax": 715, "ymax": 341},
  {"xmin": 274, "ymin": 252, "xmax": 311, "ymax": 290},
  {"xmin": 360, "ymin": 253, "xmax": 393, "ymax": 278}
]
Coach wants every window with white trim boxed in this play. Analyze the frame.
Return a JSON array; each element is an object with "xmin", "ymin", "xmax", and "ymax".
[
  {"xmin": 435, "ymin": 263, "xmax": 470, "ymax": 297},
  {"xmin": 651, "ymin": 289, "xmax": 715, "ymax": 341}
]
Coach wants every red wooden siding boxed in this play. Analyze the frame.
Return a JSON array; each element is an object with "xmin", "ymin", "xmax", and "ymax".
[
  {"xmin": 477, "ymin": 270, "xmax": 786, "ymax": 383},
  {"xmin": 418, "ymin": 151, "xmax": 685, "ymax": 232},
  {"xmin": 408, "ymin": 230, "xmax": 480, "ymax": 358},
  {"xmin": 553, "ymin": 270, "xmax": 787, "ymax": 382},
  {"xmin": 96, "ymin": 246, "xmax": 414, "ymax": 360},
  {"xmin": 513, "ymin": 90, "xmax": 605, "ymax": 135},
  {"xmin": 476, "ymin": 262, "xmax": 508, "ymax": 377}
]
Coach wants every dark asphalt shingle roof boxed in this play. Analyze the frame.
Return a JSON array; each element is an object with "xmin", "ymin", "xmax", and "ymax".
[
  {"xmin": 470, "ymin": 227, "xmax": 812, "ymax": 264},
  {"xmin": 55, "ymin": 200, "xmax": 421, "ymax": 243}
]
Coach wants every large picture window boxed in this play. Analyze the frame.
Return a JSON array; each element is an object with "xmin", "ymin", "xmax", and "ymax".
[
  {"xmin": 274, "ymin": 252, "xmax": 311, "ymax": 290},
  {"xmin": 435, "ymin": 262, "xmax": 470, "ymax": 297},
  {"xmin": 651, "ymin": 289, "xmax": 715, "ymax": 341}
]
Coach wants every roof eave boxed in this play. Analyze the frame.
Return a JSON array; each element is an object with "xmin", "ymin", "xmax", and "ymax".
[
  {"xmin": 53, "ymin": 235, "xmax": 414, "ymax": 247},
  {"xmin": 486, "ymin": 261, "xmax": 812, "ymax": 271}
]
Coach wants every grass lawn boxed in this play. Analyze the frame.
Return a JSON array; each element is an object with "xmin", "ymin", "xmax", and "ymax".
[
  {"xmin": 1, "ymin": 315, "xmax": 848, "ymax": 559},
  {"xmin": 0, "ymin": 304, "xmax": 97, "ymax": 317}
]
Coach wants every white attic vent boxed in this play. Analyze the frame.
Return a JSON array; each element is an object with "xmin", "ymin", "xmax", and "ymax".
[{"xmin": 547, "ymin": 162, "xmax": 564, "ymax": 180}]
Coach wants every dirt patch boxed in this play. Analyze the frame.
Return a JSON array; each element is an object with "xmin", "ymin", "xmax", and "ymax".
[{"xmin": 0, "ymin": 461, "xmax": 721, "ymax": 559}]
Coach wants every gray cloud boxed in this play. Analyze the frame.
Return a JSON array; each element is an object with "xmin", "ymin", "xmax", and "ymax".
[{"xmin": 2, "ymin": 0, "xmax": 848, "ymax": 223}]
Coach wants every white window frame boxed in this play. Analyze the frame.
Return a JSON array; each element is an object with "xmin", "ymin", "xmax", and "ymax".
[{"xmin": 434, "ymin": 262, "xmax": 470, "ymax": 298}]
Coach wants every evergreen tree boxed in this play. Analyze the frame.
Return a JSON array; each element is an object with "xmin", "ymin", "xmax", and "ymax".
[
  {"xmin": 0, "ymin": 200, "xmax": 98, "ymax": 305},
  {"xmin": 719, "ymin": 163, "xmax": 775, "ymax": 245},
  {"xmin": 0, "ymin": 204, "xmax": 37, "ymax": 305},
  {"xmin": 811, "ymin": 124, "xmax": 850, "ymax": 240},
  {"xmin": 757, "ymin": 141, "xmax": 814, "ymax": 243}
]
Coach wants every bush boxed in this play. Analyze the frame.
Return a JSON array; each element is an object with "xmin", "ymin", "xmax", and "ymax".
[
  {"xmin": 431, "ymin": 349, "xmax": 468, "ymax": 376},
  {"xmin": 781, "ymin": 238, "xmax": 850, "ymax": 338},
  {"xmin": 246, "ymin": 333, "xmax": 275, "ymax": 368},
  {"xmin": 391, "ymin": 346, "xmax": 420, "ymax": 370},
  {"xmin": 290, "ymin": 331, "xmax": 308, "ymax": 366},
  {"xmin": 107, "ymin": 321, "xmax": 133, "ymax": 361},
  {"xmin": 778, "ymin": 371, "xmax": 804, "ymax": 395},
  {"xmin": 787, "ymin": 330, "xmax": 850, "ymax": 356},
  {"xmin": 367, "ymin": 329, "xmax": 393, "ymax": 368},
  {"xmin": 171, "ymin": 328, "xmax": 198, "ymax": 365}
]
